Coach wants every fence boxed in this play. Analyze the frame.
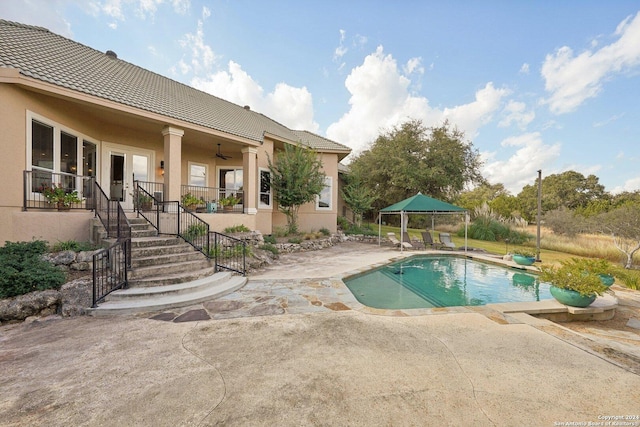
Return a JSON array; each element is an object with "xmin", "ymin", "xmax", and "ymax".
[{"xmin": 181, "ymin": 184, "xmax": 244, "ymax": 213}]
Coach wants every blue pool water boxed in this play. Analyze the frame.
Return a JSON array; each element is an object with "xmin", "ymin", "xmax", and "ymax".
[{"xmin": 344, "ymin": 255, "xmax": 552, "ymax": 309}]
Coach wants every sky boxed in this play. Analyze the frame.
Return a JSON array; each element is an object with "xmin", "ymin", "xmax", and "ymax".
[{"xmin": 2, "ymin": 0, "xmax": 640, "ymax": 195}]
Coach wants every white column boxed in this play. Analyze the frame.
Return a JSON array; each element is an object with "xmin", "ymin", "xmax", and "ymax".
[
  {"xmin": 242, "ymin": 147, "xmax": 258, "ymax": 215},
  {"xmin": 162, "ymin": 126, "xmax": 184, "ymax": 203}
]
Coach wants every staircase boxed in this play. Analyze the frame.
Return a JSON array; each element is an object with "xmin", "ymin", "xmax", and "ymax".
[{"xmin": 88, "ymin": 216, "xmax": 247, "ymax": 316}]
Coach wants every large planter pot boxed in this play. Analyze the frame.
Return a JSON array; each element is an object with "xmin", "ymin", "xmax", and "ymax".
[
  {"xmin": 513, "ymin": 254, "xmax": 536, "ymax": 266},
  {"xmin": 599, "ymin": 274, "xmax": 615, "ymax": 287},
  {"xmin": 549, "ymin": 285, "xmax": 597, "ymax": 308}
]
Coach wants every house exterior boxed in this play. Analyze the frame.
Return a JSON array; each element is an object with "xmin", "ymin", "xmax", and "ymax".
[{"xmin": 0, "ymin": 20, "xmax": 351, "ymax": 244}]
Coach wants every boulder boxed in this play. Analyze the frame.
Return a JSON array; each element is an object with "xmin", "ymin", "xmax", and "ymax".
[
  {"xmin": 60, "ymin": 277, "xmax": 92, "ymax": 317},
  {"xmin": 49, "ymin": 250, "xmax": 77, "ymax": 265},
  {"xmin": 0, "ymin": 290, "xmax": 61, "ymax": 322}
]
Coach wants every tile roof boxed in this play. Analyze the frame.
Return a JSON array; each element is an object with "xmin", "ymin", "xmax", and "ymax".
[{"xmin": 0, "ymin": 19, "xmax": 351, "ymax": 154}]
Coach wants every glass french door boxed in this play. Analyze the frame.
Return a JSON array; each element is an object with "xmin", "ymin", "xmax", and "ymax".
[{"xmin": 103, "ymin": 144, "xmax": 152, "ymax": 210}]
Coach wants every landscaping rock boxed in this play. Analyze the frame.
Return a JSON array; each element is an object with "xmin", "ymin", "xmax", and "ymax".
[
  {"xmin": 60, "ymin": 277, "xmax": 92, "ymax": 317},
  {"xmin": 49, "ymin": 250, "xmax": 77, "ymax": 265},
  {"xmin": 70, "ymin": 262, "xmax": 91, "ymax": 271},
  {"xmin": 76, "ymin": 250, "xmax": 97, "ymax": 263},
  {"xmin": 0, "ymin": 290, "xmax": 61, "ymax": 323}
]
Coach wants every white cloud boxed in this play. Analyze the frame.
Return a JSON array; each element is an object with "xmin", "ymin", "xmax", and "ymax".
[
  {"xmin": 611, "ymin": 176, "xmax": 640, "ymax": 194},
  {"xmin": 541, "ymin": 11, "xmax": 640, "ymax": 114},
  {"xmin": 334, "ymin": 29, "xmax": 348, "ymax": 60},
  {"xmin": 326, "ymin": 46, "xmax": 508, "ymax": 155},
  {"xmin": 481, "ymin": 133, "xmax": 561, "ymax": 194},
  {"xmin": 498, "ymin": 100, "xmax": 535, "ymax": 129},
  {"xmin": 177, "ymin": 19, "xmax": 217, "ymax": 74},
  {"xmin": 191, "ymin": 62, "xmax": 319, "ymax": 132},
  {"xmin": 519, "ymin": 63, "xmax": 530, "ymax": 74},
  {"xmin": 404, "ymin": 57, "xmax": 424, "ymax": 75},
  {"xmin": 0, "ymin": 0, "xmax": 73, "ymax": 35},
  {"xmin": 593, "ymin": 113, "xmax": 625, "ymax": 127}
]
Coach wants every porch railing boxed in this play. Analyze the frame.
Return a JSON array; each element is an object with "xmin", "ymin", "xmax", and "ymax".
[
  {"xmin": 23, "ymin": 170, "xmax": 95, "ymax": 211},
  {"xmin": 181, "ymin": 184, "xmax": 244, "ymax": 213},
  {"xmin": 92, "ymin": 181, "xmax": 131, "ymax": 306}
]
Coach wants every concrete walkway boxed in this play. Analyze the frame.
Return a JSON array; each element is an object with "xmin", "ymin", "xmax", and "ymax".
[{"xmin": 1, "ymin": 242, "xmax": 639, "ymax": 426}]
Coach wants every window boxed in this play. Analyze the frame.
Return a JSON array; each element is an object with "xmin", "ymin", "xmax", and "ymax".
[
  {"xmin": 259, "ymin": 168, "xmax": 271, "ymax": 207},
  {"xmin": 189, "ymin": 162, "xmax": 207, "ymax": 187},
  {"xmin": 316, "ymin": 176, "xmax": 332, "ymax": 210},
  {"xmin": 28, "ymin": 112, "xmax": 98, "ymax": 196}
]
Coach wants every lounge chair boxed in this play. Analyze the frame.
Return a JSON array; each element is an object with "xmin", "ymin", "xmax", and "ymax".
[
  {"xmin": 421, "ymin": 231, "xmax": 439, "ymax": 249},
  {"xmin": 402, "ymin": 232, "xmax": 423, "ymax": 249},
  {"xmin": 438, "ymin": 232, "xmax": 456, "ymax": 249},
  {"xmin": 387, "ymin": 232, "xmax": 412, "ymax": 249}
]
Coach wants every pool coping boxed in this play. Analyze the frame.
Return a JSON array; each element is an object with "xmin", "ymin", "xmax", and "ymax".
[{"xmin": 335, "ymin": 249, "xmax": 618, "ymax": 321}]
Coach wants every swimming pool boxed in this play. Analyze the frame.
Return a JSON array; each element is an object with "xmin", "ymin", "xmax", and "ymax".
[{"xmin": 344, "ymin": 255, "xmax": 552, "ymax": 309}]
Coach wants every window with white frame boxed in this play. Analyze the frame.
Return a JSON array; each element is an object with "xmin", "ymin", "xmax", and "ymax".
[
  {"xmin": 259, "ymin": 168, "xmax": 271, "ymax": 207},
  {"xmin": 189, "ymin": 162, "xmax": 207, "ymax": 187},
  {"xmin": 28, "ymin": 112, "xmax": 97, "ymax": 196},
  {"xmin": 316, "ymin": 176, "xmax": 332, "ymax": 210}
]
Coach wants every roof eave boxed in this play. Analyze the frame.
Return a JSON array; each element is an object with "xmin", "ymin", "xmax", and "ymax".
[{"xmin": 0, "ymin": 68, "xmax": 261, "ymax": 147}]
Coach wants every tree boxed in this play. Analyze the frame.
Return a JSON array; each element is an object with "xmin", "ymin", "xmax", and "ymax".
[
  {"xmin": 517, "ymin": 171, "xmax": 607, "ymax": 221},
  {"xmin": 267, "ymin": 143, "xmax": 326, "ymax": 234},
  {"xmin": 456, "ymin": 183, "xmax": 509, "ymax": 213},
  {"xmin": 341, "ymin": 172, "xmax": 376, "ymax": 227},
  {"xmin": 349, "ymin": 119, "xmax": 483, "ymax": 211},
  {"xmin": 595, "ymin": 203, "xmax": 640, "ymax": 269}
]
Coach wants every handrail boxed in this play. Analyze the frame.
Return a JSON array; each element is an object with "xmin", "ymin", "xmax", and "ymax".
[{"xmin": 92, "ymin": 180, "xmax": 132, "ymax": 305}]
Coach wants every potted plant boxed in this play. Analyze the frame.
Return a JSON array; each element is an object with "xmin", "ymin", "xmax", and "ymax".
[
  {"xmin": 539, "ymin": 258, "xmax": 608, "ymax": 308},
  {"xmin": 42, "ymin": 183, "xmax": 82, "ymax": 210},
  {"xmin": 575, "ymin": 258, "xmax": 616, "ymax": 287},
  {"xmin": 512, "ymin": 249, "xmax": 536, "ymax": 266},
  {"xmin": 181, "ymin": 192, "xmax": 201, "ymax": 212},
  {"xmin": 132, "ymin": 189, "xmax": 153, "ymax": 210},
  {"xmin": 219, "ymin": 194, "xmax": 241, "ymax": 211}
]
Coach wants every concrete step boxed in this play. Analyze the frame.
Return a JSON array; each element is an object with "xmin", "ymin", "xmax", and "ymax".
[
  {"xmin": 128, "ymin": 266, "xmax": 216, "ymax": 287},
  {"xmin": 131, "ymin": 229, "xmax": 159, "ymax": 238},
  {"xmin": 106, "ymin": 272, "xmax": 235, "ymax": 300},
  {"xmin": 88, "ymin": 273, "xmax": 247, "ymax": 315},
  {"xmin": 128, "ymin": 259, "xmax": 212, "ymax": 279},
  {"xmin": 130, "ymin": 251, "xmax": 206, "ymax": 268},
  {"xmin": 130, "ymin": 236, "xmax": 182, "ymax": 248},
  {"xmin": 131, "ymin": 242, "xmax": 195, "ymax": 257}
]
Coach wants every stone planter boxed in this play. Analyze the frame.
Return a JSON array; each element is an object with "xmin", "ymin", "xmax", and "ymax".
[
  {"xmin": 512, "ymin": 254, "xmax": 535, "ymax": 266},
  {"xmin": 549, "ymin": 285, "xmax": 596, "ymax": 308}
]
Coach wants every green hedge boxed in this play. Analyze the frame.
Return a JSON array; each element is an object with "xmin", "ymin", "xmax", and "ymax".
[{"xmin": 0, "ymin": 241, "xmax": 66, "ymax": 299}]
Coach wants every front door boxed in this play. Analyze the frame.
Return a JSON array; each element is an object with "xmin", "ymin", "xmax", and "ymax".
[{"xmin": 102, "ymin": 143, "xmax": 154, "ymax": 210}]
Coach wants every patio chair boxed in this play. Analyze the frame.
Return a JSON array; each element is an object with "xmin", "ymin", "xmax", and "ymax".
[
  {"xmin": 387, "ymin": 232, "xmax": 412, "ymax": 249},
  {"xmin": 438, "ymin": 232, "xmax": 456, "ymax": 250},
  {"xmin": 402, "ymin": 232, "xmax": 423, "ymax": 249},
  {"xmin": 421, "ymin": 231, "xmax": 439, "ymax": 249}
]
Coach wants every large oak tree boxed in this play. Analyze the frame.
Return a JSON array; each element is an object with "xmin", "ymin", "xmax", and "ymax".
[{"xmin": 348, "ymin": 119, "xmax": 483, "ymax": 210}]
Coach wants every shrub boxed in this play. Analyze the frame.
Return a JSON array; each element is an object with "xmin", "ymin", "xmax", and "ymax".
[
  {"xmin": 0, "ymin": 240, "xmax": 66, "ymax": 299},
  {"xmin": 184, "ymin": 223, "xmax": 207, "ymax": 240},
  {"xmin": 263, "ymin": 235, "xmax": 276, "ymax": 244},
  {"xmin": 259, "ymin": 243, "xmax": 279, "ymax": 256},
  {"xmin": 344, "ymin": 223, "xmax": 376, "ymax": 236},
  {"xmin": 337, "ymin": 216, "xmax": 350, "ymax": 231},
  {"xmin": 288, "ymin": 237, "xmax": 302, "ymax": 244},
  {"xmin": 319, "ymin": 227, "xmax": 331, "ymax": 236},
  {"xmin": 50, "ymin": 240, "xmax": 98, "ymax": 252},
  {"xmin": 460, "ymin": 217, "xmax": 531, "ymax": 244},
  {"xmin": 224, "ymin": 224, "xmax": 251, "ymax": 233}
]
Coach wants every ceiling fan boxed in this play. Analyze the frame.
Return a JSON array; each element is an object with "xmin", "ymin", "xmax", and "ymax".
[{"xmin": 215, "ymin": 143, "xmax": 232, "ymax": 160}]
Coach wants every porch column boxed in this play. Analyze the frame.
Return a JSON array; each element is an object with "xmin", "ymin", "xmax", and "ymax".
[
  {"xmin": 241, "ymin": 147, "xmax": 258, "ymax": 214},
  {"xmin": 162, "ymin": 126, "xmax": 184, "ymax": 203}
]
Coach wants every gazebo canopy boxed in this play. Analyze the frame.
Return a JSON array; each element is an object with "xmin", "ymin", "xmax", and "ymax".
[
  {"xmin": 380, "ymin": 192, "xmax": 466, "ymax": 214},
  {"xmin": 378, "ymin": 192, "xmax": 468, "ymax": 252}
]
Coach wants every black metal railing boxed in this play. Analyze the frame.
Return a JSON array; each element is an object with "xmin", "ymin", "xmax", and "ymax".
[
  {"xmin": 23, "ymin": 170, "xmax": 95, "ymax": 211},
  {"xmin": 92, "ymin": 237, "xmax": 130, "ymax": 307},
  {"xmin": 211, "ymin": 232, "xmax": 247, "ymax": 275},
  {"xmin": 181, "ymin": 184, "xmax": 244, "ymax": 213},
  {"xmin": 92, "ymin": 181, "xmax": 132, "ymax": 306},
  {"xmin": 133, "ymin": 181, "xmax": 246, "ymax": 276}
]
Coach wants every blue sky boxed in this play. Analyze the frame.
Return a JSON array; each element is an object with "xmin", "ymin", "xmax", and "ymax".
[{"xmin": 2, "ymin": 0, "xmax": 640, "ymax": 195}]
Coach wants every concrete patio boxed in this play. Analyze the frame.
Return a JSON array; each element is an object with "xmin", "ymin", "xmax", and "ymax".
[{"xmin": 1, "ymin": 242, "xmax": 639, "ymax": 426}]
